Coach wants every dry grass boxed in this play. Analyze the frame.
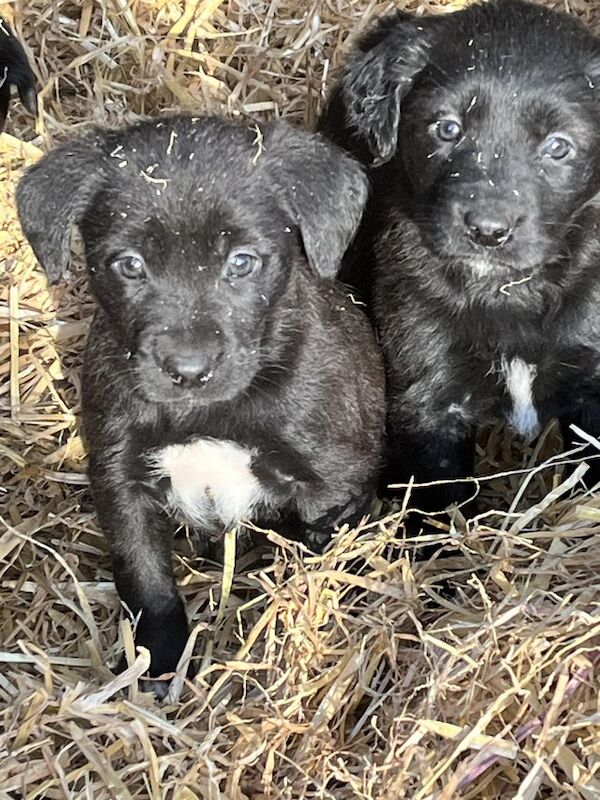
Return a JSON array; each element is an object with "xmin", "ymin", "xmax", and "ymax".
[{"xmin": 2, "ymin": 0, "xmax": 600, "ymax": 797}]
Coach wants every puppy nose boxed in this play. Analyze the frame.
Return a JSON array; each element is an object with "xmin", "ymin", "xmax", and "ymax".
[
  {"xmin": 464, "ymin": 211, "xmax": 512, "ymax": 247},
  {"xmin": 163, "ymin": 352, "xmax": 212, "ymax": 385}
]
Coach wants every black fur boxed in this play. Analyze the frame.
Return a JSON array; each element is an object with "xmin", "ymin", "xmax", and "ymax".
[
  {"xmin": 0, "ymin": 18, "xmax": 36, "ymax": 131},
  {"xmin": 320, "ymin": 0, "xmax": 600, "ymax": 512},
  {"xmin": 17, "ymin": 116, "xmax": 385, "ymax": 694}
]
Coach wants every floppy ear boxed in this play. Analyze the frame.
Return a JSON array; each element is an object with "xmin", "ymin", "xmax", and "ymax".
[
  {"xmin": 319, "ymin": 12, "xmax": 432, "ymax": 165},
  {"xmin": 0, "ymin": 18, "xmax": 37, "ymax": 130},
  {"xmin": 265, "ymin": 122, "xmax": 368, "ymax": 279},
  {"xmin": 16, "ymin": 134, "xmax": 106, "ymax": 283}
]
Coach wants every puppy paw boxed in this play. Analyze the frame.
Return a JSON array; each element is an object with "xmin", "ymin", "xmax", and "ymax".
[
  {"xmin": 112, "ymin": 657, "xmax": 181, "ymax": 701},
  {"xmin": 138, "ymin": 676, "xmax": 174, "ymax": 701},
  {"xmin": 0, "ymin": 18, "xmax": 37, "ymax": 130},
  {"xmin": 304, "ymin": 529, "xmax": 332, "ymax": 554},
  {"xmin": 114, "ymin": 602, "xmax": 191, "ymax": 699}
]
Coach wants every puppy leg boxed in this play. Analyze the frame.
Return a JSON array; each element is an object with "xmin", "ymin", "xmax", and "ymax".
[
  {"xmin": 302, "ymin": 509, "xmax": 350, "ymax": 554},
  {"xmin": 385, "ymin": 426, "xmax": 477, "ymax": 515},
  {"xmin": 297, "ymin": 491, "xmax": 376, "ymax": 553},
  {"xmin": 91, "ymin": 476, "xmax": 189, "ymax": 696},
  {"xmin": 559, "ymin": 400, "xmax": 600, "ymax": 489}
]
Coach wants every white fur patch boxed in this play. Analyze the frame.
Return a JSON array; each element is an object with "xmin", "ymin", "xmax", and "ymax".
[
  {"xmin": 447, "ymin": 402, "xmax": 468, "ymax": 419},
  {"xmin": 502, "ymin": 356, "xmax": 540, "ymax": 439},
  {"xmin": 468, "ymin": 257, "xmax": 493, "ymax": 278},
  {"xmin": 150, "ymin": 439, "xmax": 268, "ymax": 529},
  {"xmin": 447, "ymin": 393, "xmax": 472, "ymax": 422}
]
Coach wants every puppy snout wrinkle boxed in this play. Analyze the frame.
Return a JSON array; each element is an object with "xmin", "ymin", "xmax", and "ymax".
[{"xmin": 464, "ymin": 209, "xmax": 513, "ymax": 247}]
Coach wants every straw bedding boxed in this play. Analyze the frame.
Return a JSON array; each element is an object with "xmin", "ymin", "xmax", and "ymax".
[{"xmin": 2, "ymin": 0, "xmax": 600, "ymax": 797}]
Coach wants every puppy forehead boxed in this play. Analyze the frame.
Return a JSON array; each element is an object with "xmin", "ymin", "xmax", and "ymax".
[
  {"xmin": 96, "ymin": 117, "xmax": 279, "ymax": 208},
  {"xmin": 104, "ymin": 117, "xmax": 261, "ymax": 168},
  {"xmin": 421, "ymin": 77, "xmax": 581, "ymax": 128},
  {"xmin": 414, "ymin": 49, "xmax": 594, "ymax": 135},
  {"xmin": 87, "ymin": 119, "xmax": 290, "ymax": 247},
  {"xmin": 428, "ymin": 3, "xmax": 598, "ymax": 81}
]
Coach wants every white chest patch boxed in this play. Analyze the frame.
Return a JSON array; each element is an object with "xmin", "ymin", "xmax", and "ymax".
[
  {"xmin": 468, "ymin": 257, "xmax": 493, "ymax": 279},
  {"xmin": 149, "ymin": 438, "xmax": 269, "ymax": 529},
  {"xmin": 501, "ymin": 356, "xmax": 540, "ymax": 439}
]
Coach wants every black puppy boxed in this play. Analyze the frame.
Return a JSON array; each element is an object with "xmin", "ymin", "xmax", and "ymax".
[
  {"xmin": 17, "ymin": 116, "xmax": 385, "ymax": 692},
  {"xmin": 0, "ymin": 18, "xmax": 36, "ymax": 130},
  {"xmin": 320, "ymin": 0, "xmax": 600, "ymax": 513}
]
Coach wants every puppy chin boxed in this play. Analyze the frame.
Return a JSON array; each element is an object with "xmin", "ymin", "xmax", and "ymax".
[
  {"xmin": 459, "ymin": 254, "xmax": 534, "ymax": 277},
  {"xmin": 431, "ymin": 237, "xmax": 546, "ymax": 277}
]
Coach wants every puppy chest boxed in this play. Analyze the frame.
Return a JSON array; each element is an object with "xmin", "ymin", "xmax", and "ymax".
[
  {"xmin": 501, "ymin": 357, "xmax": 540, "ymax": 439},
  {"xmin": 150, "ymin": 439, "xmax": 270, "ymax": 529}
]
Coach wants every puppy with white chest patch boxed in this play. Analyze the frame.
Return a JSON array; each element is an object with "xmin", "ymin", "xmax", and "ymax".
[
  {"xmin": 17, "ymin": 116, "xmax": 385, "ymax": 693},
  {"xmin": 320, "ymin": 0, "xmax": 600, "ymax": 512}
]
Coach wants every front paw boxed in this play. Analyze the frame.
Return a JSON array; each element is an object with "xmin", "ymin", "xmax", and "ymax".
[
  {"xmin": 115, "ymin": 600, "xmax": 191, "ymax": 698},
  {"xmin": 304, "ymin": 528, "xmax": 332, "ymax": 554}
]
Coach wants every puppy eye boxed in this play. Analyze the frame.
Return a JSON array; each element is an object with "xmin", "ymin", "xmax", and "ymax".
[
  {"xmin": 541, "ymin": 135, "xmax": 574, "ymax": 160},
  {"xmin": 112, "ymin": 253, "xmax": 146, "ymax": 279},
  {"xmin": 225, "ymin": 250, "xmax": 262, "ymax": 279},
  {"xmin": 436, "ymin": 119, "xmax": 463, "ymax": 142}
]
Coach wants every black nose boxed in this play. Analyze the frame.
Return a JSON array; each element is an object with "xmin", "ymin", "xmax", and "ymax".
[
  {"xmin": 464, "ymin": 211, "xmax": 512, "ymax": 248},
  {"xmin": 162, "ymin": 352, "xmax": 212, "ymax": 386}
]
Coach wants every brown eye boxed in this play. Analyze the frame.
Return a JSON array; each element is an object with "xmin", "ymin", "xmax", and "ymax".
[
  {"xmin": 225, "ymin": 249, "xmax": 262, "ymax": 279},
  {"xmin": 112, "ymin": 253, "xmax": 146, "ymax": 279}
]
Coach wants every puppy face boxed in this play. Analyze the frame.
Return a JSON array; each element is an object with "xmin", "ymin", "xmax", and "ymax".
[
  {"xmin": 328, "ymin": 0, "xmax": 600, "ymax": 278},
  {"xmin": 81, "ymin": 154, "xmax": 295, "ymax": 403},
  {"xmin": 17, "ymin": 117, "xmax": 367, "ymax": 404},
  {"xmin": 400, "ymin": 7, "xmax": 600, "ymax": 275}
]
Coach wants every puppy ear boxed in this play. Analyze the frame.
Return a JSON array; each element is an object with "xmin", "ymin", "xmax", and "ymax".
[
  {"xmin": 319, "ymin": 12, "xmax": 432, "ymax": 165},
  {"xmin": 265, "ymin": 123, "xmax": 368, "ymax": 279},
  {"xmin": 0, "ymin": 18, "xmax": 37, "ymax": 130},
  {"xmin": 17, "ymin": 135, "xmax": 106, "ymax": 283}
]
